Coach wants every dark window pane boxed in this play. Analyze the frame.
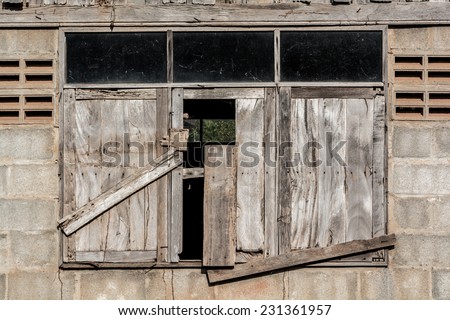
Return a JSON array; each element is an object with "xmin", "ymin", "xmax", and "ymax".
[
  {"xmin": 281, "ymin": 31, "xmax": 382, "ymax": 82},
  {"xmin": 66, "ymin": 33, "xmax": 167, "ymax": 83},
  {"xmin": 173, "ymin": 32, "xmax": 274, "ymax": 83}
]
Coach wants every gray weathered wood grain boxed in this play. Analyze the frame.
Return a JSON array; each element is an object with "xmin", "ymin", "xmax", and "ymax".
[
  {"xmin": 345, "ymin": 99, "xmax": 374, "ymax": 241},
  {"xmin": 236, "ymin": 98, "xmax": 265, "ymax": 252},
  {"xmin": 277, "ymin": 87, "xmax": 292, "ymax": 254},
  {"xmin": 290, "ymin": 98, "xmax": 319, "ymax": 250},
  {"xmin": 203, "ymin": 145, "xmax": 237, "ymax": 267},
  {"xmin": 7, "ymin": 5, "xmax": 450, "ymax": 27},
  {"xmin": 59, "ymin": 149, "xmax": 180, "ymax": 236},
  {"xmin": 372, "ymin": 95, "xmax": 386, "ymax": 237},
  {"xmin": 264, "ymin": 88, "xmax": 278, "ymax": 257},
  {"xmin": 317, "ymin": 98, "xmax": 346, "ymax": 247}
]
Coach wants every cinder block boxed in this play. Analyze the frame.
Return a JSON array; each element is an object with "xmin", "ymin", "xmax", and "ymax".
[
  {"xmin": 432, "ymin": 196, "xmax": 450, "ymax": 231},
  {"xmin": 360, "ymin": 268, "xmax": 430, "ymax": 299},
  {"xmin": 172, "ymin": 269, "xmax": 215, "ymax": 300},
  {"xmin": 390, "ymin": 268, "xmax": 431, "ymax": 299},
  {"xmin": 391, "ymin": 196, "xmax": 431, "ymax": 230},
  {"xmin": 360, "ymin": 269, "xmax": 392, "ymax": 299},
  {"xmin": 192, "ymin": 0, "xmax": 215, "ymax": 4},
  {"xmin": 145, "ymin": 269, "xmax": 170, "ymax": 300},
  {"xmin": 391, "ymin": 234, "xmax": 450, "ymax": 268},
  {"xmin": 216, "ymin": 271, "xmax": 284, "ymax": 299},
  {"xmin": 391, "ymin": 164, "xmax": 450, "ymax": 195},
  {"xmin": 60, "ymin": 271, "xmax": 78, "ymax": 300},
  {"xmin": 288, "ymin": 269, "xmax": 358, "ymax": 299},
  {"xmin": 79, "ymin": 270, "xmax": 146, "ymax": 299},
  {"xmin": 0, "ymin": 128, "xmax": 55, "ymax": 162},
  {"xmin": 390, "ymin": 27, "xmax": 431, "ymax": 50},
  {"xmin": 432, "ymin": 269, "xmax": 450, "ymax": 300},
  {"xmin": 13, "ymin": 29, "xmax": 57, "ymax": 55},
  {"xmin": 0, "ymin": 273, "xmax": 5, "ymax": 300},
  {"xmin": 0, "ymin": 199, "xmax": 56, "ymax": 231},
  {"xmin": 10, "ymin": 231, "xmax": 58, "ymax": 270},
  {"xmin": 434, "ymin": 127, "xmax": 450, "ymax": 158},
  {"xmin": 7, "ymin": 165, "xmax": 58, "ymax": 196},
  {"xmin": 432, "ymin": 26, "xmax": 450, "ymax": 49},
  {"xmin": 8, "ymin": 271, "xmax": 61, "ymax": 299},
  {"xmin": 0, "ymin": 233, "xmax": 8, "ymax": 268},
  {"xmin": 392, "ymin": 126, "xmax": 431, "ymax": 158},
  {"xmin": 0, "ymin": 166, "xmax": 7, "ymax": 196}
]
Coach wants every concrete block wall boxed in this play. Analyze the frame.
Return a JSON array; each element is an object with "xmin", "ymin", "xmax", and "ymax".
[
  {"xmin": 0, "ymin": 29, "xmax": 61, "ymax": 300},
  {"xmin": 1, "ymin": 26, "xmax": 450, "ymax": 300}
]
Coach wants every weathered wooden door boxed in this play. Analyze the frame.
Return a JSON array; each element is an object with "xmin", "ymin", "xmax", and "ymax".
[{"xmin": 60, "ymin": 88, "xmax": 182, "ymax": 264}]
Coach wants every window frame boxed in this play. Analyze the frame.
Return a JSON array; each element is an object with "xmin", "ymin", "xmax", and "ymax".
[{"xmin": 58, "ymin": 26, "xmax": 389, "ymax": 270}]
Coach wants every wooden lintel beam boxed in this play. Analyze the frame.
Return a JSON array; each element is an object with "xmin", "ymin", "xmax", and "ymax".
[
  {"xmin": 58, "ymin": 149, "xmax": 181, "ymax": 236},
  {"xmin": 207, "ymin": 234, "xmax": 396, "ymax": 284}
]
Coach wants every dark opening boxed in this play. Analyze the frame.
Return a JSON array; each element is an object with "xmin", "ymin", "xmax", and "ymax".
[
  {"xmin": 25, "ymin": 74, "xmax": 53, "ymax": 82},
  {"xmin": 180, "ymin": 178, "xmax": 204, "ymax": 260},
  {"xmin": 0, "ymin": 60, "xmax": 20, "ymax": 68},
  {"xmin": 429, "ymin": 108, "xmax": 450, "ymax": 116},
  {"xmin": 0, "ymin": 75, "xmax": 20, "ymax": 82},
  {"xmin": 0, "ymin": 110, "xmax": 20, "ymax": 119},
  {"xmin": 66, "ymin": 32, "xmax": 167, "ymax": 84},
  {"xmin": 395, "ymin": 70, "xmax": 423, "ymax": 81},
  {"xmin": 173, "ymin": 32, "xmax": 274, "ymax": 83},
  {"xmin": 395, "ymin": 107, "xmax": 424, "ymax": 117},
  {"xmin": 0, "ymin": 96, "xmax": 20, "ymax": 104},
  {"xmin": 24, "ymin": 110, "xmax": 53, "ymax": 120},
  {"xmin": 428, "ymin": 71, "xmax": 450, "ymax": 80},
  {"xmin": 25, "ymin": 60, "xmax": 53, "ymax": 68},
  {"xmin": 25, "ymin": 96, "xmax": 53, "ymax": 104},
  {"xmin": 280, "ymin": 31, "xmax": 383, "ymax": 82},
  {"xmin": 180, "ymin": 99, "xmax": 235, "ymax": 261},
  {"xmin": 428, "ymin": 56, "xmax": 450, "ymax": 65},
  {"xmin": 395, "ymin": 56, "xmax": 423, "ymax": 65}
]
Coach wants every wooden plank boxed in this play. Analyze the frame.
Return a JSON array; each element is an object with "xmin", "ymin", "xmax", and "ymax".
[
  {"xmin": 58, "ymin": 149, "xmax": 181, "ymax": 236},
  {"xmin": 143, "ymin": 99, "xmax": 159, "ymax": 252},
  {"xmin": 264, "ymin": 88, "xmax": 278, "ymax": 257},
  {"xmin": 203, "ymin": 145, "xmax": 237, "ymax": 267},
  {"xmin": 183, "ymin": 88, "xmax": 265, "ymax": 100},
  {"xmin": 75, "ymin": 251, "xmax": 157, "ymax": 262},
  {"xmin": 145, "ymin": 183, "xmax": 159, "ymax": 251},
  {"xmin": 345, "ymin": 99, "xmax": 374, "ymax": 241},
  {"xmin": 76, "ymin": 89, "xmax": 157, "ymax": 100},
  {"xmin": 291, "ymin": 87, "xmax": 376, "ymax": 99},
  {"xmin": 105, "ymin": 100, "xmax": 130, "ymax": 252},
  {"xmin": 317, "ymin": 99, "xmax": 346, "ymax": 247},
  {"xmin": 63, "ymin": 89, "xmax": 76, "ymax": 261},
  {"xmin": 236, "ymin": 98, "xmax": 265, "ymax": 252},
  {"xmin": 73, "ymin": 100, "xmax": 102, "ymax": 252},
  {"xmin": 5, "ymin": 5, "xmax": 450, "ymax": 27},
  {"xmin": 372, "ymin": 95, "xmax": 386, "ymax": 237},
  {"xmin": 104, "ymin": 250, "xmax": 157, "ymax": 263},
  {"xmin": 207, "ymin": 234, "xmax": 396, "ymax": 283},
  {"xmin": 277, "ymin": 87, "xmax": 291, "ymax": 255},
  {"xmin": 290, "ymin": 99, "xmax": 319, "ymax": 250},
  {"xmin": 182, "ymin": 167, "xmax": 204, "ymax": 179},
  {"xmin": 156, "ymin": 88, "xmax": 170, "ymax": 263},
  {"xmin": 169, "ymin": 88, "xmax": 184, "ymax": 262}
]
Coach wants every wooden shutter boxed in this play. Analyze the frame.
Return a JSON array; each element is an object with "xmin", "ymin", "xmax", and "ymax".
[
  {"xmin": 280, "ymin": 87, "xmax": 386, "ymax": 255},
  {"xmin": 207, "ymin": 87, "xmax": 390, "ymax": 283},
  {"xmin": 61, "ymin": 88, "xmax": 176, "ymax": 264}
]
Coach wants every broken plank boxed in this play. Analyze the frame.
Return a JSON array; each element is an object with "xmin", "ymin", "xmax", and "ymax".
[
  {"xmin": 207, "ymin": 234, "xmax": 396, "ymax": 284},
  {"xmin": 59, "ymin": 149, "xmax": 181, "ymax": 236}
]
